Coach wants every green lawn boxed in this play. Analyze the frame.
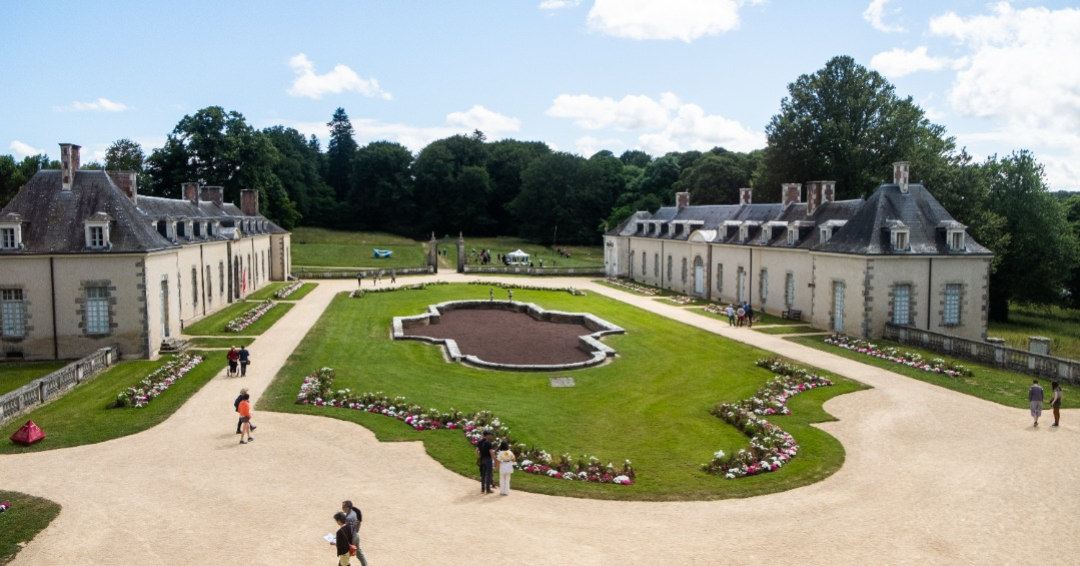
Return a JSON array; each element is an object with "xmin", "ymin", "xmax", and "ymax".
[
  {"xmin": 291, "ymin": 227, "xmax": 429, "ymax": 269},
  {"xmin": 185, "ymin": 337, "xmax": 256, "ymax": 349},
  {"xmin": 988, "ymin": 304, "xmax": 1080, "ymax": 361},
  {"xmin": 183, "ymin": 301, "xmax": 294, "ymax": 336},
  {"xmin": 788, "ymin": 335, "xmax": 1079, "ymax": 409},
  {"xmin": 755, "ymin": 325, "xmax": 821, "ymax": 335},
  {"xmin": 261, "ymin": 284, "xmax": 865, "ymax": 501},
  {"xmin": 0, "ymin": 351, "xmax": 221, "ymax": 454},
  {"xmin": 0, "ymin": 491, "xmax": 61, "ymax": 565},
  {"xmin": 0, "ymin": 362, "xmax": 67, "ymax": 396},
  {"xmin": 246, "ymin": 282, "xmax": 318, "ymax": 301}
]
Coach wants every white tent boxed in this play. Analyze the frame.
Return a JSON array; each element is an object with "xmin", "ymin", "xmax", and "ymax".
[{"xmin": 506, "ymin": 249, "xmax": 530, "ymax": 265}]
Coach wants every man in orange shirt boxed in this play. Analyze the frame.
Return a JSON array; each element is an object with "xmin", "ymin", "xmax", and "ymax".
[{"xmin": 238, "ymin": 395, "xmax": 254, "ymax": 444}]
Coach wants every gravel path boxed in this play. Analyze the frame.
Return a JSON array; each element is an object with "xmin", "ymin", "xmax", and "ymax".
[{"xmin": 1, "ymin": 274, "xmax": 1077, "ymax": 565}]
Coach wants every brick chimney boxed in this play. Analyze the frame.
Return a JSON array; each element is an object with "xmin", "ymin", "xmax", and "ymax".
[
  {"xmin": 781, "ymin": 183, "xmax": 802, "ymax": 208},
  {"xmin": 675, "ymin": 191, "xmax": 690, "ymax": 211},
  {"xmin": 893, "ymin": 162, "xmax": 910, "ymax": 193},
  {"xmin": 739, "ymin": 187, "xmax": 752, "ymax": 205},
  {"xmin": 240, "ymin": 189, "xmax": 259, "ymax": 216},
  {"xmin": 821, "ymin": 181, "xmax": 836, "ymax": 204},
  {"xmin": 59, "ymin": 143, "xmax": 81, "ymax": 190},
  {"xmin": 201, "ymin": 186, "xmax": 223, "ymax": 208},
  {"xmin": 182, "ymin": 182, "xmax": 200, "ymax": 204},
  {"xmin": 107, "ymin": 171, "xmax": 138, "ymax": 204},
  {"xmin": 806, "ymin": 181, "xmax": 821, "ymax": 215}
]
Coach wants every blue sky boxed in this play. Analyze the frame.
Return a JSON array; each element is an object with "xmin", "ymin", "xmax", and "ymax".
[{"xmin": 2, "ymin": 0, "xmax": 1078, "ymax": 189}]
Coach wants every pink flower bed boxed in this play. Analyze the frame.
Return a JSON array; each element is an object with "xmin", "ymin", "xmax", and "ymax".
[
  {"xmin": 823, "ymin": 334, "xmax": 973, "ymax": 378},
  {"xmin": 296, "ymin": 368, "xmax": 634, "ymax": 485},
  {"xmin": 113, "ymin": 354, "xmax": 205, "ymax": 408},
  {"xmin": 226, "ymin": 300, "xmax": 276, "ymax": 332}
]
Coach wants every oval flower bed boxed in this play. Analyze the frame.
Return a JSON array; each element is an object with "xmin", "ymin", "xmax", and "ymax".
[
  {"xmin": 226, "ymin": 300, "xmax": 276, "ymax": 332},
  {"xmin": 274, "ymin": 280, "xmax": 305, "ymax": 299},
  {"xmin": 350, "ymin": 281, "xmax": 448, "ymax": 299},
  {"xmin": 703, "ymin": 358, "xmax": 833, "ymax": 479},
  {"xmin": 296, "ymin": 367, "xmax": 634, "ymax": 485},
  {"xmin": 113, "ymin": 354, "xmax": 205, "ymax": 408},
  {"xmin": 824, "ymin": 334, "xmax": 973, "ymax": 378}
]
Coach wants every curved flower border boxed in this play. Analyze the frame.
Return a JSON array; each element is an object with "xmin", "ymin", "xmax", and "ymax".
[
  {"xmin": 468, "ymin": 280, "xmax": 587, "ymax": 297},
  {"xmin": 226, "ymin": 300, "xmax": 276, "ymax": 332},
  {"xmin": 296, "ymin": 368, "xmax": 634, "ymax": 485},
  {"xmin": 274, "ymin": 280, "xmax": 305, "ymax": 299},
  {"xmin": 824, "ymin": 334, "xmax": 973, "ymax": 378},
  {"xmin": 601, "ymin": 278, "xmax": 659, "ymax": 296},
  {"xmin": 113, "ymin": 354, "xmax": 205, "ymax": 408},
  {"xmin": 350, "ymin": 281, "xmax": 448, "ymax": 299},
  {"xmin": 703, "ymin": 358, "xmax": 833, "ymax": 479}
]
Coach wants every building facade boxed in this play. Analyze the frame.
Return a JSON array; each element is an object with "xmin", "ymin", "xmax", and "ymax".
[
  {"xmin": 0, "ymin": 143, "xmax": 291, "ymax": 360},
  {"xmin": 604, "ymin": 162, "xmax": 993, "ymax": 341}
]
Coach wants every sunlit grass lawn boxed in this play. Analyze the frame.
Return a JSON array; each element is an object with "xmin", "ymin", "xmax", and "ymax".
[
  {"xmin": 186, "ymin": 337, "xmax": 255, "ymax": 349},
  {"xmin": 0, "ymin": 351, "xmax": 220, "ymax": 454},
  {"xmin": 755, "ymin": 325, "xmax": 821, "ymax": 335},
  {"xmin": 0, "ymin": 490, "xmax": 60, "ymax": 565},
  {"xmin": 183, "ymin": 301, "xmax": 294, "ymax": 336},
  {"xmin": 788, "ymin": 335, "xmax": 1079, "ymax": 409},
  {"xmin": 261, "ymin": 284, "xmax": 864, "ymax": 501},
  {"xmin": 0, "ymin": 362, "xmax": 67, "ymax": 396},
  {"xmin": 246, "ymin": 282, "xmax": 318, "ymax": 301},
  {"xmin": 988, "ymin": 304, "xmax": 1080, "ymax": 361},
  {"xmin": 291, "ymin": 227, "xmax": 428, "ymax": 269}
]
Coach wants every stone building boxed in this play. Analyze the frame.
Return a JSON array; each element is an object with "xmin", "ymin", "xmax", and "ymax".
[
  {"xmin": 604, "ymin": 162, "xmax": 993, "ymax": 341},
  {"xmin": 0, "ymin": 143, "xmax": 291, "ymax": 360}
]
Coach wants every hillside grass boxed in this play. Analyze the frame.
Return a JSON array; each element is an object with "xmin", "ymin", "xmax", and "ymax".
[
  {"xmin": 988, "ymin": 304, "xmax": 1080, "ymax": 361},
  {"xmin": 437, "ymin": 236, "xmax": 604, "ymax": 268},
  {"xmin": 0, "ymin": 362, "xmax": 67, "ymax": 396},
  {"xmin": 291, "ymin": 227, "xmax": 429, "ymax": 269},
  {"xmin": 260, "ymin": 284, "xmax": 865, "ymax": 501},
  {"xmin": 0, "ymin": 491, "xmax": 61, "ymax": 565},
  {"xmin": 788, "ymin": 335, "xmax": 1078, "ymax": 409},
  {"xmin": 0, "ymin": 351, "xmax": 220, "ymax": 454}
]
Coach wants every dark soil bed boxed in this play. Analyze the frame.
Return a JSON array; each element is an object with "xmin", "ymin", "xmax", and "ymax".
[{"xmin": 404, "ymin": 309, "xmax": 595, "ymax": 365}]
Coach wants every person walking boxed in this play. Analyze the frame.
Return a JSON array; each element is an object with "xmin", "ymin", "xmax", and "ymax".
[
  {"xmin": 476, "ymin": 430, "xmax": 495, "ymax": 494},
  {"xmin": 227, "ymin": 346, "xmax": 239, "ymax": 377},
  {"xmin": 745, "ymin": 302, "xmax": 754, "ymax": 329},
  {"xmin": 238, "ymin": 393, "xmax": 254, "ymax": 444},
  {"xmin": 736, "ymin": 306, "xmax": 745, "ymax": 327},
  {"xmin": 390, "ymin": 270, "xmax": 396, "ymax": 284},
  {"xmin": 331, "ymin": 512, "xmax": 354, "ymax": 566},
  {"xmin": 725, "ymin": 304, "xmax": 735, "ymax": 327},
  {"xmin": 496, "ymin": 441, "xmax": 515, "ymax": 496},
  {"xmin": 238, "ymin": 345, "xmax": 251, "ymax": 377},
  {"xmin": 233, "ymin": 389, "xmax": 256, "ymax": 435},
  {"xmin": 356, "ymin": 272, "xmax": 363, "ymax": 287},
  {"xmin": 342, "ymin": 500, "xmax": 369, "ymax": 566},
  {"xmin": 1029, "ymin": 379, "xmax": 1045, "ymax": 427},
  {"xmin": 508, "ymin": 289, "xmax": 513, "ymax": 303},
  {"xmin": 1051, "ymin": 381, "xmax": 1063, "ymax": 427},
  {"xmin": 489, "ymin": 288, "xmax": 494, "ymax": 302}
]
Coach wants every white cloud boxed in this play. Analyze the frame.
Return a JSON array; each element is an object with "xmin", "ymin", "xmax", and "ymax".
[
  {"xmin": 586, "ymin": 0, "xmax": 762, "ymax": 42},
  {"xmin": 926, "ymin": 2, "xmax": 1080, "ymax": 189},
  {"xmin": 575, "ymin": 135, "xmax": 624, "ymax": 157},
  {"xmin": 547, "ymin": 92, "xmax": 764, "ymax": 155},
  {"xmin": 539, "ymin": 0, "xmax": 582, "ymax": 9},
  {"xmin": 9, "ymin": 140, "xmax": 44, "ymax": 158},
  {"xmin": 870, "ymin": 46, "xmax": 964, "ymax": 77},
  {"xmin": 54, "ymin": 98, "xmax": 129, "ymax": 112},
  {"xmin": 287, "ymin": 53, "xmax": 392, "ymax": 100},
  {"xmin": 863, "ymin": 0, "xmax": 904, "ymax": 33},
  {"xmin": 446, "ymin": 105, "xmax": 521, "ymax": 133}
]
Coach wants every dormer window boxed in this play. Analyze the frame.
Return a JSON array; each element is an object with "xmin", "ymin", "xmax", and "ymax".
[
  {"xmin": 194, "ymin": 222, "xmax": 202, "ymax": 238},
  {"xmin": 820, "ymin": 226, "xmax": 832, "ymax": 243},
  {"xmin": 787, "ymin": 229, "xmax": 798, "ymax": 246},
  {"xmin": 940, "ymin": 221, "xmax": 967, "ymax": 251},
  {"xmin": 0, "ymin": 226, "xmax": 17, "ymax": 249},
  {"xmin": 820, "ymin": 220, "xmax": 846, "ymax": 244},
  {"xmin": 739, "ymin": 224, "xmax": 749, "ymax": 243},
  {"xmin": 949, "ymin": 230, "xmax": 964, "ymax": 251},
  {"xmin": 84, "ymin": 213, "xmax": 112, "ymax": 250},
  {"xmin": 887, "ymin": 220, "xmax": 910, "ymax": 251}
]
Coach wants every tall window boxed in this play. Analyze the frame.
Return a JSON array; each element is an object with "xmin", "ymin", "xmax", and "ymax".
[
  {"xmin": 85, "ymin": 287, "xmax": 110, "ymax": 335},
  {"xmin": 206, "ymin": 266, "xmax": 213, "ymax": 306},
  {"xmin": 654, "ymin": 254, "xmax": 659, "ymax": 278},
  {"xmin": 641, "ymin": 251, "xmax": 646, "ymax": 276},
  {"xmin": 88, "ymin": 226, "xmax": 105, "ymax": 248},
  {"xmin": 893, "ymin": 284, "xmax": 911, "ymax": 325},
  {"xmin": 760, "ymin": 269, "xmax": 768, "ymax": 304},
  {"xmin": 191, "ymin": 267, "xmax": 199, "ymax": 306},
  {"xmin": 833, "ymin": 281, "xmax": 845, "ymax": 332},
  {"xmin": 219, "ymin": 262, "xmax": 225, "ymax": 295},
  {"xmin": 737, "ymin": 268, "xmax": 746, "ymax": 302},
  {"xmin": 716, "ymin": 264, "xmax": 723, "ymax": 293},
  {"xmin": 666, "ymin": 255, "xmax": 673, "ymax": 282},
  {"xmin": 944, "ymin": 284, "xmax": 961, "ymax": 326},
  {"xmin": 0, "ymin": 227, "xmax": 16, "ymax": 249},
  {"xmin": 785, "ymin": 273, "xmax": 795, "ymax": 308},
  {"xmin": 1, "ymin": 289, "xmax": 26, "ymax": 337},
  {"xmin": 680, "ymin": 257, "xmax": 688, "ymax": 283}
]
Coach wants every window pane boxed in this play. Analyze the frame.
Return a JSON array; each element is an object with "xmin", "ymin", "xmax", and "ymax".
[
  {"xmin": 86, "ymin": 287, "xmax": 109, "ymax": 334},
  {"xmin": 944, "ymin": 284, "xmax": 961, "ymax": 325},
  {"xmin": 2, "ymin": 289, "xmax": 26, "ymax": 337},
  {"xmin": 893, "ymin": 284, "xmax": 910, "ymax": 325}
]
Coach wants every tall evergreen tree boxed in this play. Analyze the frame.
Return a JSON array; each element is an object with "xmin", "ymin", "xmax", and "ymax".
[{"xmin": 326, "ymin": 107, "xmax": 358, "ymax": 210}]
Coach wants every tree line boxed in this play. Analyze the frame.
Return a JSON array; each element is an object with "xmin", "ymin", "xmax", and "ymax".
[{"xmin": 1, "ymin": 56, "xmax": 1077, "ymax": 320}]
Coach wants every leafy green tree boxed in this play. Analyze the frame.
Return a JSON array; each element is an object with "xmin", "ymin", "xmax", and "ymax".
[
  {"xmin": 412, "ymin": 134, "xmax": 491, "ymax": 235},
  {"xmin": 758, "ymin": 56, "xmax": 954, "ymax": 201},
  {"xmin": 985, "ymin": 151, "xmax": 1078, "ymax": 321},
  {"xmin": 672, "ymin": 149, "xmax": 758, "ymax": 205},
  {"xmin": 511, "ymin": 152, "xmax": 583, "ymax": 244},
  {"xmin": 0, "ymin": 155, "xmax": 26, "ymax": 208},
  {"xmin": 351, "ymin": 141, "xmax": 416, "ymax": 232},
  {"xmin": 105, "ymin": 138, "xmax": 145, "ymax": 172},
  {"xmin": 326, "ymin": 108, "xmax": 358, "ymax": 206},
  {"xmin": 263, "ymin": 126, "xmax": 335, "ymax": 224},
  {"xmin": 633, "ymin": 153, "xmax": 682, "ymax": 203},
  {"xmin": 1060, "ymin": 193, "xmax": 1080, "ymax": 309},
  {"xmin": 619, "ymin": 149, "xmax": 652, "ymax": 168},
  {"xmin": 485, "ymin": 139, "xmax": 552, "ymax": 234}
]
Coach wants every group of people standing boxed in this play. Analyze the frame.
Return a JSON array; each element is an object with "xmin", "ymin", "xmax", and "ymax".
[
  {"xmin": 724, "ymin": 302, "xmax": 755, "ymax": 328},
  {"xmin": 331, "ymin": 499, "xmax": 369, "ymax": 565},
  {"xmin": 1028, "ymin": 379, "xmax": 1063, "ymax": 427},
  {"xmin": 356, "ymin": 270, "xmax": 396, "ymax": 287},
  {"xmin": 476, "ymin": 430, "xmax": 517, "ymax": 496}
]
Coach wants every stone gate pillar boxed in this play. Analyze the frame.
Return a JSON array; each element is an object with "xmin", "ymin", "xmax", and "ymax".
[
  {"xmin": 428, "ymin": 232, "xmax": 438, "ymax": 273},
  {"xmin": 457, "ymin": 232, "xmax": 466, "ymax": 273}
]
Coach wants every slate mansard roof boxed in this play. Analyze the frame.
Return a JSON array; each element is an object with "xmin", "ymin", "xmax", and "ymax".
[
  {"xmin": 0, "ymin": 170, "xmax": 287, "ymax": 255},
  {"xmin": 610, "ymin": 182, "xmax": 992, "ymax": 257}
]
